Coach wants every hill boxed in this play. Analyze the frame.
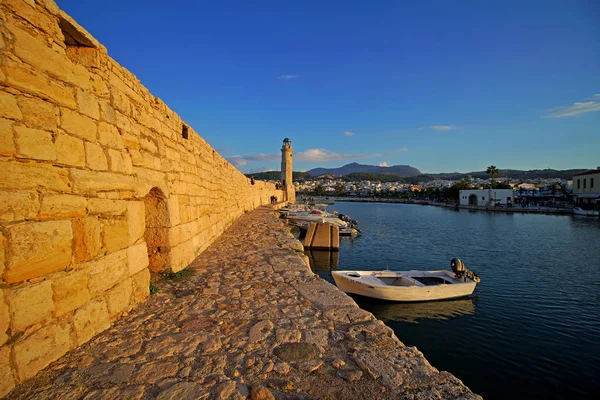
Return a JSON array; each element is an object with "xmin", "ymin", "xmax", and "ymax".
[
  {"xmin": 245, "ymin": 171, "xmax": 308, "ymax": 181},
  {"xmin": 306, "ymin": 162, "xmax": 422, "ymax": 177},
  {"xmin": 426, "ymin": 169, "xmax": 587, "ymax": 181}
]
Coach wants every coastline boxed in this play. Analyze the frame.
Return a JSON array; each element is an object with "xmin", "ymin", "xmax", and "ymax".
[{"xmin": 330, "ymin": 197, "xmax": 574, "ymax": 215}]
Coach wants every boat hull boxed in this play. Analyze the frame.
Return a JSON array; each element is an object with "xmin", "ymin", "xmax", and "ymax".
[
  {"xmin": 332, "ymin": 270, "xmax": 477, "ymax": 302},
  {"xmin": 573, "ymin": 208, "xmax": 600, "ymax": 217}
]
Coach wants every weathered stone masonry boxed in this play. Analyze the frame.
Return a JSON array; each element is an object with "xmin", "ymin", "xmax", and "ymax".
[{"xmin": 0, "ymin": 0, "xmax": 284, "ymax": 395}]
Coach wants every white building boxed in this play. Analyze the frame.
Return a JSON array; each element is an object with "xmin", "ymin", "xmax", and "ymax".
[
  {"xmin": 572, "ymin": 168, "xmax": 600, "ymax": 207},
  {"xmin": 459, "ymin": 189, "xmax": 514, "ymax": 207}
]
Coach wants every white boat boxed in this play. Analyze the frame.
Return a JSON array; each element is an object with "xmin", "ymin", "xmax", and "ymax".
[
  {"xmin": 291, "ymin": 220, "xmax": 358, "ymax": 236},
  {"xmin": 285, "ymin": 209, "xmax": 357, "ymax": 229},
  {"xmin": 332, "ymin": 259, "xmax": 480, "ymax": 302},
  {"xmin": 573, "ymin": 208, "xmax": 600, "ymax": 217}
]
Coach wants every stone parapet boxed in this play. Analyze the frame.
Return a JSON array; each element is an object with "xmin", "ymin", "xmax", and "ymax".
[{"xmin": 0, "ymin": 0, "xmax": 285, "ymax": 394}]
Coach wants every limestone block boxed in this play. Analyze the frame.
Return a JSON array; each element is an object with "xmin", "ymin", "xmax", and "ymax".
[
  {"xmin": 84, "ymin": 141, "xmax": 108, "ymax": 171},
  {"xmin": 131, "ymin": 268, "xmax": 150, "ymax": 304},
  {"xmin": 114, "ymin": 110, "xmax": 132, "ymax": 132},
  {"xmin": 0, "ymin": 118, "xmax": 16, "ymax": 156},
  {"xmin": 0, "ymin": 91, "xmax": 22, "ymax": 120},
  {"xmin": 0, "ymin": 190, "xmax": 39, "ymax": 222},
  {"xmin": 57, "ymin": 9, "xmax": 103, "ymax": 48},
  {"xmin": 16, "ymin": 96, "xmax": 59, "ymax": 132},
  {"xmin": 37, "ymin": 0, "xmax": 60, "ymax": 16},
  {"xmin": 61, "ymin": 108, "xmax": 97, "ymax": 141},
  {"xmin": 0, "ymin": 290, "xmax": 9, "ymax": 346},
  {"xmin": 127, "ymin": 201, "xmax": 145, "ymax": 244},
  {"xmin": 140, "ymin": 137, "xmax": 158, "ymax": 154},
  {"xmin": 0, "ymin": 159, "xmax": 70, "ymax": 192},
  {"xmin": 98, "ymin": 122, "xmax": 124, "ymax": 149},
  {"xmin": 76, "ymin": 88, "xmax": 100, "ymax": 120},
  {"xmin": 2, "ymin": 0, "xmax": 62, "ymax": 39},
  {"xmin": 73, "ymin": 216, "xmax": 102, "ymax": 262},
  {"xmin": 110, "ymin": 86, "xmax": 131, "ymax": 115},
  {"xmin": 13, "ymin": 321, "xmax": 73, "ymax": 381},
  {"xmin": 90, "ymin": 74, "xmax": 110, "ymax": 99},
  {"xmin": 127, "ymin": 242, "xmax": 149, "ymax": 276},
  {"xmin": 99, "ymin": 100, "xmax": 117, "ymax": 125},
  {"xmin": 0, "ymin": 234, "xmax": 5, "ymax": 280},
  {"xmin": 5, "ymin": 220, "xmax": 73, "ymax": 283},
  {"xmin": 6, "ymin": 280, "xmax": 54, "ymax": 332},
  {"xmin": 103, "ymin": 218, "xmax": 129, "ymax": 253},
  {"xmin": 14, "ymin": 125, "xmax": 56, "ymax": 161},
  {"xmin": 71, "ymin": 169, "xmax": 135, "ymax": 194},
  {"xmin": 166, "ymin": 197, "xmax": 181, "ymax": 226},
  {"xmin": 55, "ymin": 133, "xmax": 85, "ymax": 167},
  {"xmin": 108, "ymin": 149, "xmax": 133, "ymax": 174},
  {"xmin": 72, "ymin": 298, "xmax": 110, "ymax": 345},
  {"xmin": 0, "ymin": 346, "xmax": 15, "ymax": 397},
  {"xmin": 88, "ymin": 198, "xmax": 127, "ymax": 216},
  {"xmin": 39, "ymin": 194, "xmax": 87, "ymax": 219},
  {"xmin": 9, "ymin": 23, "xmax": 90, "ymax": 90},
  {"xmin": 86, "ymin": 249, "xmax": 128, "ymax": 296},
  {"xmin": 2, "ymin": 59, "xmax": 76, "ymax": 109},
  {"xmin": 52, "ymin": 269, "xmax": 91, "ymax": 316},
  {"xmin": 105, "ymin": 278, "xmax": 132, "ymax": 320}
]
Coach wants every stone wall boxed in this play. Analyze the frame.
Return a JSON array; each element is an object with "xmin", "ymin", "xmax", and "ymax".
[{"xmin": 0, "ymin": 0, "xmax": 284, "ymax": 395}]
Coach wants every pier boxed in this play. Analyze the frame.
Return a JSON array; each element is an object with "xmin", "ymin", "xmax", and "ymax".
[
  {"xmin": 303, "ymin": 223, "xmax": 341, "ymax": 251},
  {"xmin": 7, "ymin": 207, "xmax": 478, "ymax": 399}
]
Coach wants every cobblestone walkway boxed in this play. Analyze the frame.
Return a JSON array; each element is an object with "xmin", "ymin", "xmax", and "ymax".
[{"xmin": 7, "ymin": 207, "xmax": 479, "ymax": 400}]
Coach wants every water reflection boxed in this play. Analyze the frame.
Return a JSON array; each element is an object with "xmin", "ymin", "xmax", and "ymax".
[
  {"xmin": 354, "ymin": 296, "xmax": 476, "ymax": 324},
  {"xmin": 305, "ymin": 250, "xmax": 339, "ymax": 271}
]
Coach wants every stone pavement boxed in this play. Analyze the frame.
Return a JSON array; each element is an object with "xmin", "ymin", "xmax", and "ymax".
[{"xmin": 6, "ymin": 207, "xmax": 480, "ymax": 400}]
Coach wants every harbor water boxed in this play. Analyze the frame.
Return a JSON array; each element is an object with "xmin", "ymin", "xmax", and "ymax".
[{"xmin": 306, "ymin": 202, "xmax": 600, "ymax": 400}]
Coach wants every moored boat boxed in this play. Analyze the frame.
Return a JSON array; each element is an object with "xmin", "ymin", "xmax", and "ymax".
[
  {"xmin": 573, "ymin": 207, "xmax": 600, "ymax": 217},
  {"xmin": 332, "ymin": 258, "xmax": 480, "ymax": 302}
]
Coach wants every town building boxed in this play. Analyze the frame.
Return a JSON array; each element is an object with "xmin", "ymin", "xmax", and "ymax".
[
  {"xmin": 572, "ymin": 168, "xmax": 600, "ymax": 207},
  {"xmin": 459, "ymin": 189, "xmax": 514, "ymax": 207}
]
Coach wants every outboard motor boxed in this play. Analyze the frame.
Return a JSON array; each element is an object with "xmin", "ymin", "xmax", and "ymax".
[{"xmin": 450, "ymin": 258, "xmax": 480, "ymax": 283}]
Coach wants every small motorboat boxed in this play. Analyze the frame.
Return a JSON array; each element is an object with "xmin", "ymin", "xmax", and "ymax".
[
  {"xmin": 291, "ymin": 220, "xmax": 359, "ymax": 236},
  {"xmin": 573, "ymin": 207, "xmax": 600, "ymax": 217},
  {"xmin": 332, "ymin": 258, "xmax": 480, "ymax": 302}
]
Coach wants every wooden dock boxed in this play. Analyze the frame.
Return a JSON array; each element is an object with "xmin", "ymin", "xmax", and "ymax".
[{"xmin": 303, "ymin": 223, "xmax": 340, "ymax": 251}]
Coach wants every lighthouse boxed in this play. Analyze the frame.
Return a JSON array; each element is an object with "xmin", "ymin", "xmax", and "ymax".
[{"xmin": 281, "ymin": 138, "xmax": 295, "ymax": 203}]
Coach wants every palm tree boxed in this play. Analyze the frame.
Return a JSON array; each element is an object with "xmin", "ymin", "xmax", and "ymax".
[
  {"xmin": 486, "ymin": 165, "xmax": 499, "ymax": 181},
  {"xmin": 486, "ymin": 165, "xmax": 499, "ymax": 206}
]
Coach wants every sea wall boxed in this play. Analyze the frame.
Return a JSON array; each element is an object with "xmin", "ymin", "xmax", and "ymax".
[{"xmin": 0, "ymin": 0, "xmax": 283, "ymax": 395}]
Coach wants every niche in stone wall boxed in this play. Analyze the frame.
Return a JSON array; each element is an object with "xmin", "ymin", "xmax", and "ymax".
[{"xmin": 143, "ymin": 187, "xmax": 171, "ymax": 272}]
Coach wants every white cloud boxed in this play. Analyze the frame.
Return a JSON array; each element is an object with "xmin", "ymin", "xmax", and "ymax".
[
  {"xmin": 431, "ymin": 125, "xmax": 456, "ymax": 131},
  {"xmin": 295, "ymin": 148, "xmax": 385, "ymax": 162},
  {"xmin": 249, "ymin": 167, "xmax": 274, "ymax": 173},
  {"xmin": 378, "ymin": 162, "xmax": 388, "ymax": 167},
  {"xmin": 228, "ymin": 148, "xmax": 395, "ymax": 167},
  {"xmin": 398, "ymin": 147, "xmax": 408, "ymax": 152},
  {"xmin": 278, "ymin": 74, "xmax": 299, "ymax": 80},
  {"xmin": 226, "ymin": 153, "xmax": 279, "ymax": 166},
  {"xmin": 546, "ymin": 94, "xmax": 600, "ymax": 117},
  {"xmin": 344, "ymin": 131, "xmax": 355, "ymax": 137}
]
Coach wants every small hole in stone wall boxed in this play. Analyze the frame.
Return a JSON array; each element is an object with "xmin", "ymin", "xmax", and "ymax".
[{"xmin": 182, "ymin": 124, "xmax": 189, "ymax": 140}]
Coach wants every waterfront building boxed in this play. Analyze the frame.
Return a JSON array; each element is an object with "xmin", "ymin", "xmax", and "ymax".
[
  {"xmin": 459, "ymin": 189, "xmax": 514, "ymax": 207},
  {"xmin": 572, "ymin": 167, "xmax": 600, "ymax": 208}
]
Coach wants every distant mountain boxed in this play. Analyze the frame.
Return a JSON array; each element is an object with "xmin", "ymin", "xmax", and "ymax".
[{"xmin": 306, "ymin": 163, "xmax": 422, "ymax": 177}]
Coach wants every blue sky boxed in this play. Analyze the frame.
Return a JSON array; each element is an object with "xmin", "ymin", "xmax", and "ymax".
[{"xmin": 58, "ymin": 0, "xmax": 599, "ymax": 174}]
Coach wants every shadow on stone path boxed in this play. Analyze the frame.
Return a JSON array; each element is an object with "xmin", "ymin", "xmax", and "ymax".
[{"xmin": 7, "ymin": 207, "xmax": 480, "ymax": 400}]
